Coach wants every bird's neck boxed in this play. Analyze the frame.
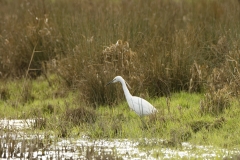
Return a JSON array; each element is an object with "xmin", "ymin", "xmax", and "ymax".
[{"xmin": 120, "ymin": 79, "xmax": 132, "ymax": 99}]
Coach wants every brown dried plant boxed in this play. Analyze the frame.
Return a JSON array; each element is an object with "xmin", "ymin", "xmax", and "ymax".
[
  {"xmin": 201, "ymin": 68, "xmax": 231, "ymax": 115},
  {"xmin": 1, "ymin": 0, "xmax": 240, "ymax": 107},
  {"xmin": 102, "ymin": 39, "xmax": 138, "ymax": 77}
]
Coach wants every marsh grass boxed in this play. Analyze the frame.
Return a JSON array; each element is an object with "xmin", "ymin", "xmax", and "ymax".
[
  {"xmin": 0, "ymin": 128, "xmax": 124, "ymax": 159},
  {"xmin": 1, "ymin": 0, "xmax": 240, "ymax": 113},
  {"xmin": 0, "ymin": 77, "xmax": 240, "ymax": 159},
  {"xmin": 1, "ymin": 0, "xmax": 240, "ymax": 158}
]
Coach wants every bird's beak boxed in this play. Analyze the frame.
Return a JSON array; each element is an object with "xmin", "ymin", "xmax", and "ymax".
[{"xmin": 106, "ymin": 80, "xmax": 113, "ymax": 86}]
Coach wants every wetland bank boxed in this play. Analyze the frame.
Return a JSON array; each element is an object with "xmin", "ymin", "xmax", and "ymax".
[
  {"xmin": 1, "ymin": 0, "xmax": 240, "ymax": 159},
  {"xmin": 0, "ymin": 81, "xmax": 240, "ymax": 159}
]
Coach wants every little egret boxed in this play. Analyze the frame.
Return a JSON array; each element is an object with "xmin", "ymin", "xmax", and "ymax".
[{"xmin": 106, "ymin": 76, "xmax": 157, "ymax": 116}]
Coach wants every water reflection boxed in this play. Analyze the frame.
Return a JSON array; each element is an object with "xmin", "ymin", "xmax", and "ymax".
[{"xmin": 0, "ymin": 119, "xmax": 239, "ymax": 159}]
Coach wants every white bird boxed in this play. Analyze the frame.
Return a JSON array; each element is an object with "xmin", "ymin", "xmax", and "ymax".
[{"xmin": 106, "ymin": 76, "xmax": 157, "ymax": 116}]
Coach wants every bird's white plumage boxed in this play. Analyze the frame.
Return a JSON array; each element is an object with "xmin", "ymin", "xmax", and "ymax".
[{"xmin": 107, "ymin": 76, "xmax": 157, "ymax": 116}]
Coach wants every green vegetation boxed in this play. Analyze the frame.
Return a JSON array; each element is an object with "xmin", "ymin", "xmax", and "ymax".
[
  {"xmin": 1, "ymin": 77, "xmax": 240, "ymax": 151},
  {"xmin": 1, "ymin": 0, "xmax": 240, "ymax": 158}
]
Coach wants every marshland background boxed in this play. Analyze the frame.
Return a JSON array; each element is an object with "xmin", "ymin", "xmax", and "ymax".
[{"xmin": 1, "ymin": 0, "xmax": 240, "ymax": 159}]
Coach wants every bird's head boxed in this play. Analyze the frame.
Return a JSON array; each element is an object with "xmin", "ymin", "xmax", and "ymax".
[
  {"xmin": 106, "ymin": 76, "xmax": 122, "ymax": 85},
  {"xmin": 106, "ymin": 76, "xmax": 131, "ymax": 89}
]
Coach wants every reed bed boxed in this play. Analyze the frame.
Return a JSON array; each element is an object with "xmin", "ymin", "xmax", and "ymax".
[
  {"xmin": 1, "ymin": 0, "xmax": 240, "ymax": 113},
  {"xmin": 1, "ymin": 1, "xmax": 240, "ymax": 156}
]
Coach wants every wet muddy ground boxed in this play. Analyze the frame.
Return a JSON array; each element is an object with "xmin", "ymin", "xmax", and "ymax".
[{"xmin": 0, "ymin": 119, "xmax": 239, "ymax": 159}]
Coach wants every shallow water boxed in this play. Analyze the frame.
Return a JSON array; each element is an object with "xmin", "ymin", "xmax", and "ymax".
[{"xmin": 0, "ymin": 119, "xmax": 239, "ymax": 159}]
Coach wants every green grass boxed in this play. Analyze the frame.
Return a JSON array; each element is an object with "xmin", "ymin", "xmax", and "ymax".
[{"xmin": 1, "ymin": 76, "xmax": 240, "ymax": 151}]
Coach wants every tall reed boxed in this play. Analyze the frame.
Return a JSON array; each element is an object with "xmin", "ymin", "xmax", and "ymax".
[{"xmin": 1, "ymin": 0, "xmax": 240, "ymax": 113}]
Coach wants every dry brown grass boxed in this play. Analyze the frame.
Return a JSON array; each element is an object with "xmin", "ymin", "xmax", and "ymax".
[{"xmin": 1, "ymin": 0, "xmax": 240, "ymax": 113}]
